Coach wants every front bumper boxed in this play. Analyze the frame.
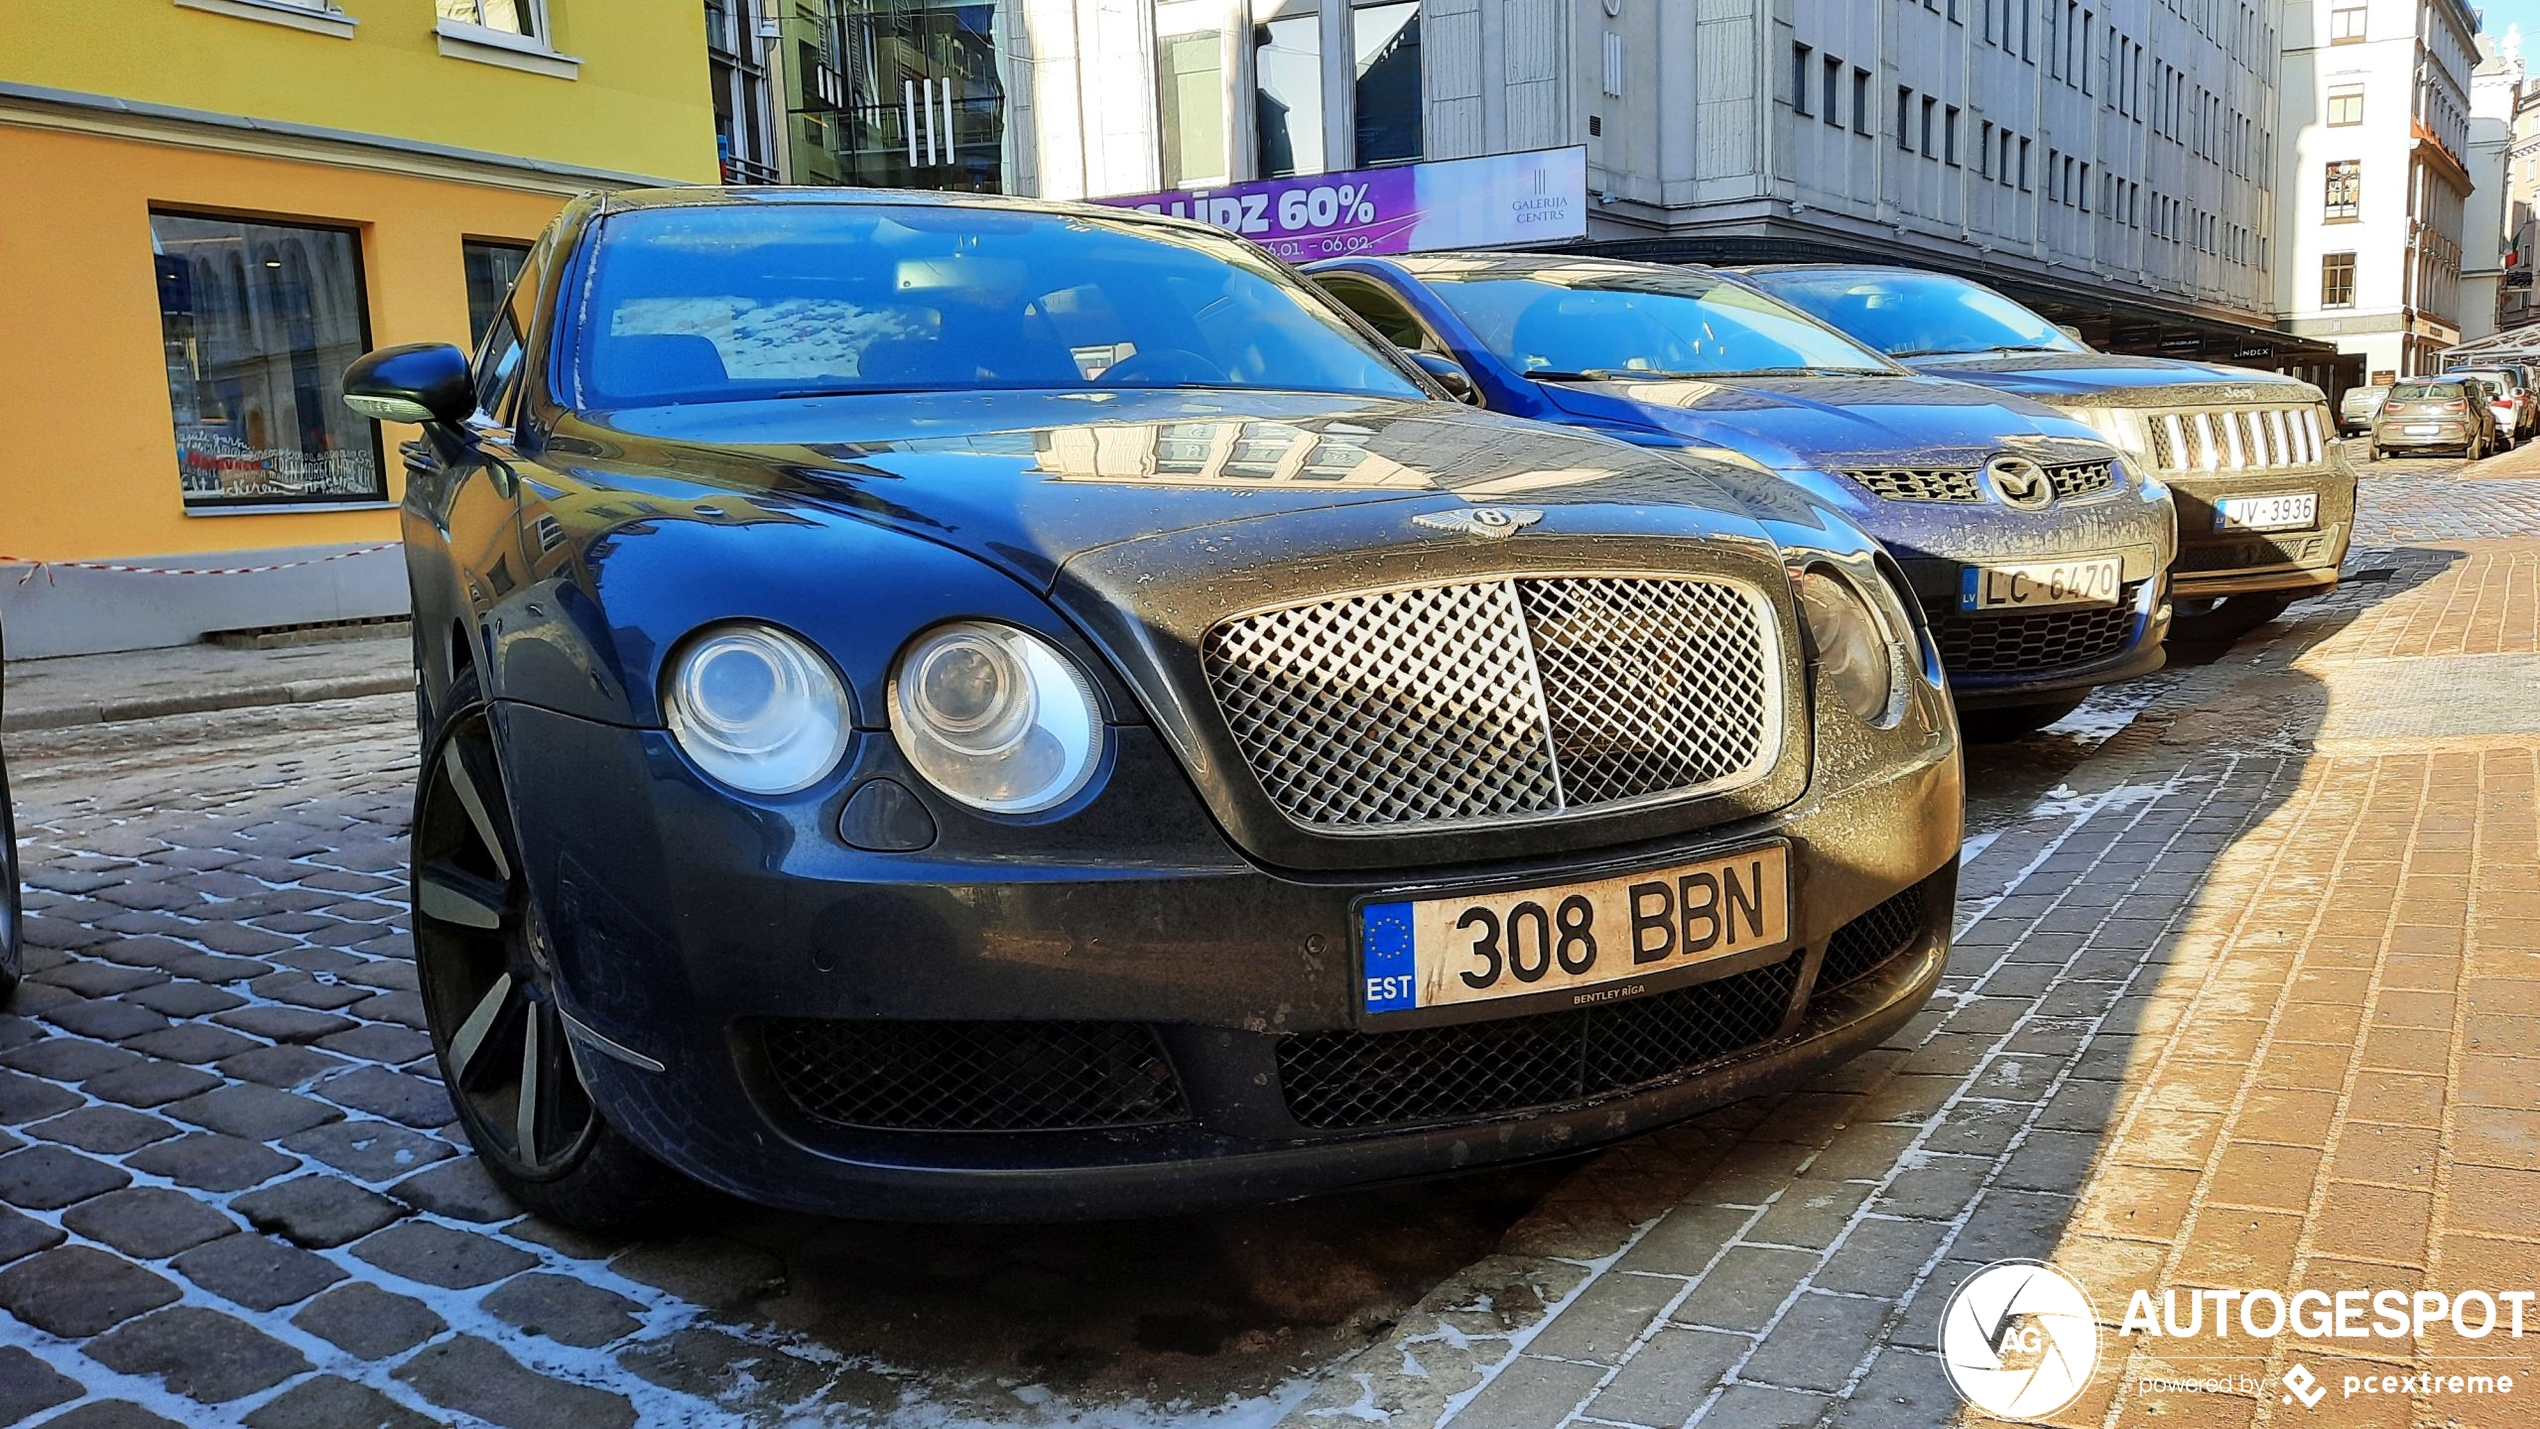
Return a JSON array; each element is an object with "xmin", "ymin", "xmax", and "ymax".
[
  {"xmin": 494, "ymin": 701, "xmax": 1960, "ymax": 1220},
  {"xmin": 1895, "ymin": 551, "xmax": 2171, "ymax": 709},
  {"xmin": 2163, "ymin": 460, "xmax": 2355, "ymax": 603}
]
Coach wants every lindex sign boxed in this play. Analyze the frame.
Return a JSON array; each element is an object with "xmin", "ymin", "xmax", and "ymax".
[{"xmin": 1096, "ymin": 147, "xmax": 1587, "ymax": 262}]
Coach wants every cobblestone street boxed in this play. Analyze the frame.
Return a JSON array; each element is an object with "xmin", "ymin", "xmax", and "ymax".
[{"xmin": 0, "ymin": 446, "xmax": 2536, "ymax": 1427}]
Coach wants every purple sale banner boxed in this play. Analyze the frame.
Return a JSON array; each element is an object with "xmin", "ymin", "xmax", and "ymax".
[{"xmin": 1095, "ymin": 147, "xmax": 1587, "ymax": 263}]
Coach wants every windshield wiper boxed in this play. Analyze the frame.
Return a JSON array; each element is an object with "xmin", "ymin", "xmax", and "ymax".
[
  {"xmin": 1889, "ymin": 343, "xmax": 2066, "ymax": 359},
  {"xmin": 1529, "ymin": 368, "xmax": 1746, "ymax": 382},
  {"xmin": 1716, "ymin": 367, "xmax": 1898, "ymax": 378}
]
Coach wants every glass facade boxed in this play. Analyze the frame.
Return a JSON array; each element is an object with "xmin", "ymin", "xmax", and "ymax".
[
  {"xmin": 150, "ymin": 212, "xmax": 384, "ymax": 511},
  {"xmin": 1158, "ymin": 31, "xmax": 1228, "ymax": 187},
  {"xmin": 462, "ymin": 239, "xmax": 530, "ymax": 353},
  {"xmin": 1352, "ymin": 1, "xmax": 1422, "ymax": 166},
  {"xmin": 795, "ymin": 0, "xmax": 1005, "ymax": 192},
  {"xmin": 1254, "ymin": 14, "xmax": 1324, "ymax": 179}
]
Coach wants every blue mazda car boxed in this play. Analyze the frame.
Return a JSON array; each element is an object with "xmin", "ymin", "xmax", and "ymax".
[{"xmin": 1308, "ymin": 254, "xmax": 2177, "ymax": 739}]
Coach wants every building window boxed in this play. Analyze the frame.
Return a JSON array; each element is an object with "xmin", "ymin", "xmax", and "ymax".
[
  {"xmin": 1823, "ymin": 55, "xmax": 1842, "ymax": 126},
  {"xmin": 2321, "ymin": 252, "xmax": 2357, "ymax": 307},
  {"xmin": 1254, "ymin": 13, "xmax": 1325, "ymax": 178},
  {"xmin": 1944, "ymin": 105, "xmax": 1960, "ymax": 165},
  {"xmin": 1897, "ymin": 85, "xmax": 1913, "ymax": 150},
  {"xmin": 1852, "ymin": 68, "xmax": 1872, "ymax": 135},
  {"xmin": 2330, "ymin": 4, "xmax": 2366, "ymax": 43},
  {"xmin": 1791, "ymin": 41, "xmax": 1812, "ymax": 116},
  {"xmin": 1978, "ymin": 119, "xmax": 1994, "ymax": 174},
  {"xmin": 1352, "ymin": 1, "xmax": 1423, "ymax": 167},
  {"xmin": 2324, "ymin": 160, "xmax": 2360, "ymax": 221},
  {"xmin": 1158, "ymin": 31, "xmax": 1228, "ymax": 187},
  {"xmin": 461, "ymin": 239, "xmax": 530, "ymax": 353},
  {"xmin": 2018, "ymin": 136, "xmax": 2031, "ymax": 190},
  {"xmin": 2327, "ymin": 84, "xmax": 2362, "ymax": 126},
  {"xmin": 436, "ymin": 0, "xmax": 539, "ymax": 39},
  {"xmin": 150, "ymin": 211, "xmax": 384, "ymax": 513}
]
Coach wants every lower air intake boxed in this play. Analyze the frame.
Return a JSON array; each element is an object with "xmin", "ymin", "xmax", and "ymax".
[{"xmin": 761, "ymin": 1019, "xmax": 1191, "ymax": 1132}]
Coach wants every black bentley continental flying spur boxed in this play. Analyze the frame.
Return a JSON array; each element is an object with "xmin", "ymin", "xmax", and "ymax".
[{"xmin": 342, "ymin": 189, "xmax": 1963, "ymax": 1226}]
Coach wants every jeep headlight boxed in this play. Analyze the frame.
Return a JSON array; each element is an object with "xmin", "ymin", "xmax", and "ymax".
[
  {"xmin": 664, "ymin": 624, "xmax": 853, "ymax": 796},
  {"xmin": 891, "ymin": 621, "xmax": 1106, "ymax": 814},
  {"xmin": 1795, "ymin": 566, "xmax": 1911, "ymax": 727},
  {"xmin": 2071, "ymin": 408, "xmax": 2154, "ymax": 465}
]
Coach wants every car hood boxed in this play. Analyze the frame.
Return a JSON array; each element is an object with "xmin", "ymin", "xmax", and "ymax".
[
  {"xmin": 569, "ymin": 388, "xmax": 1793, "ymax": 592},
  {"xmin": 1899, "ymin": 352, "xmax": 2325, "ymax": 408},
  {"xmin": 1531, "ymin": 373, "xmax": 2105, "ymax": 469}
]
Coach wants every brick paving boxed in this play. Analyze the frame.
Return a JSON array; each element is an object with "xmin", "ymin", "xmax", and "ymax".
[
  {"xmin": 1278, "ymin": 467, "xmax": 2540, "ymax": 1429},
  {"xmin": 0, "ymin": 457, "xmax": 2535, "ymax": 1427}
]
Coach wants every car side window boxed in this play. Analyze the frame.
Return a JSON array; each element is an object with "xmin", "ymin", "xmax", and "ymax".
[
  {"xmin": 1317, "ymin": 277, "xmax": 1441, "ymax": 354},
  {"xmin": 471, "ymin": 240, "xmax": 550, "ymax": 425}
]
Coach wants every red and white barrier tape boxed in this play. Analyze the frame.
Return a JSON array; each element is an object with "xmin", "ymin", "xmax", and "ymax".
[{"xmin": 1, "ymin": 542, "xmax": 400, "ymax": 584}]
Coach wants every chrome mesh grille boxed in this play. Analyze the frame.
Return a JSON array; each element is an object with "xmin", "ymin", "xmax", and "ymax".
[
  {"xmin": 1202, "ymin": 577, "xmax": 1780, "ymax": 831},
  {"xmin": 1850, "ymin": 467, "xmax": 1983, "ymax": 503},
  {"xmin": 2145, "ymin": 405, "xmax": 2328, "ymax": 473}
]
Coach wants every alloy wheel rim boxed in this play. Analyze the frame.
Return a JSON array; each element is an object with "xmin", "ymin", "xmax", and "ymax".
[{"xmin": 412, "ymin": 710, "xmax": 597, "ymax": 1179}]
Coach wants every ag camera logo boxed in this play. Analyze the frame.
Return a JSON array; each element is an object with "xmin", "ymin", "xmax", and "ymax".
[{"xmin": 1940, "ymin": 1260, "xmax": 2102, "ymax": 1419}]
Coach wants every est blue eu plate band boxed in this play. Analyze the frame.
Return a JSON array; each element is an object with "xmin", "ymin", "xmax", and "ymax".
[{"xmin": 1362, "ymin": 901, "xmax": 1417, "ymax": 1014}]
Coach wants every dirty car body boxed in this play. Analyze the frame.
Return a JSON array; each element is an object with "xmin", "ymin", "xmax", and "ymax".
[
  {"xmin": 357, "ymin": 190, "xmax": 1962, "ymax": 1223},
  {"xmin": 1736, "ymin": 265, "xmax": 2353, "ymax": 629},
  {"xmin": 1309, "ymin": 253, "xmax": 2174, "ymax": 716}
]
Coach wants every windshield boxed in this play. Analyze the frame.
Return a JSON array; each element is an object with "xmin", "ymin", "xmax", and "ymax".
[
  {"xmin": 2449, "ymin": 369, "xmax": 2518, "ymax": 392},
  {"xmin": 1410, "ymin": 265, "xmax": 1895, "ymax": 379},
  {"xmin": 569, "ymin": 204, "xmax": 1424, "ymax": 408},
  {"xmin": 1744, "ymin": 270, "xmax": 2089, "ymax": 359},
  {"xmin": 2389, "ymin": 382, "xmax": 2466, "ymax": 401}
]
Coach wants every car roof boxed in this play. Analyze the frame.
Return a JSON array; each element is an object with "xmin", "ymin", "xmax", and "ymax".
[{"xmin": 587, "ymin": 183, "xmax": 1228, "ymax": 243}]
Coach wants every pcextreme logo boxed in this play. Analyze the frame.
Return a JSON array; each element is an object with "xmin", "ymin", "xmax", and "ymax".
[{"xmin": 1938, "ymin": 1260, "xmax": 2101, "ymax": 1419}]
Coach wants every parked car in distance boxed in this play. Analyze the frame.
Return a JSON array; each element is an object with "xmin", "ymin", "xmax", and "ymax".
[
  {"xmin": 342, "ymin": 189, "xmax": 1964, "ymax": 1228},
  {"xmin": 2445, "ymin": 366, "xmax": 2532, "ymax": 447},
  {"xmin": 1307, "ymin": 252, "xmax": 2174, "ymax": 740},
  {"xmin": 2340, "ymin": 385, "xmax": 2387, "ymax": 436},
  {"xmin": 1735, "ymin": 265, "xmax": 2354, "ymax": 645},
  {"xmin": 2373, "ymin": 376, "xmax": 2499, "ymax": 461}
]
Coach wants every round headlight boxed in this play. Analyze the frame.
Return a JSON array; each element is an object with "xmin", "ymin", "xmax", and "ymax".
[
  {"xmin": 891, "ymin": 622, "xmax": 1105, "ymax": 814},
  {"xmin": 664, "ymin": 624, "xmax": 852, "ymax": 795},
  {"xmin": 1796, "ymin": 568, "xmax": 1908, "ymax": 726}
]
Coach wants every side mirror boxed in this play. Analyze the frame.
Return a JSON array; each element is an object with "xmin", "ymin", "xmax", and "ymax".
[
  {"xmin": 343, "ymin": 343, "xmax": 475, "ymax": 426},
  {"xmin": 1406, "ymin": 350, "xmax": 1481, "ymax": 405}
]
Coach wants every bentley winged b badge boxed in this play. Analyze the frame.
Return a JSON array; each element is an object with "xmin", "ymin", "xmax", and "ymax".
[{"xmin": 1413, "ymin": 506, "xmax": 1545, "ymax": 540}]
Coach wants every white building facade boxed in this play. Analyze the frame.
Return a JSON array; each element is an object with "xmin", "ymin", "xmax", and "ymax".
[
  {"xmin": 2462, "ymin": 31, "xmax": 2521, "ymax": 343},
  {"xmin": 959, "ymin": 0, "xmax": 2467, "ymax": 383},
  {"xmin": 2275, "ymin": 0, "xmax": 2478, "ymax": 381}
]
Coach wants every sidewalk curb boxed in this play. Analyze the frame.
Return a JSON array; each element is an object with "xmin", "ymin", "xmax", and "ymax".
[{"xmin": 3, "ymin": 673, "xmax": 411, "ymax": 733}]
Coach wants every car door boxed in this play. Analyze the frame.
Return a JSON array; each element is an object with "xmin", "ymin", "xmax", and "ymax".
[{"xmin": 406, "ymin": 243, "xmax": 546, "ymax": 705}]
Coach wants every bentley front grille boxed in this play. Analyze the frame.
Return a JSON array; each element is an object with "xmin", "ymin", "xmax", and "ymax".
[
  {"xmin": 1202, "ymin": 576, "xmax": 1781, "ymax": 831},
  {"xmin": 1815, "ymin": 876, "xmax": 1938, "ymax": 994},
  {"xmin": 2145, "ymin": 406, "xmax": 2329, "ymax": 474},
  {"xmin": 1925, "ymin": 583, "xmax": 2145, "ymax": 674}
]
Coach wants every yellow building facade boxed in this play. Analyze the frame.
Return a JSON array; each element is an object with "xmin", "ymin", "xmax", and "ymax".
[{"xmin": 1, "ymin": 0, "xmax": 720, "ymax": 656}]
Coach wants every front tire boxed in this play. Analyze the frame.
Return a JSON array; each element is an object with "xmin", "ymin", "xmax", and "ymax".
[
  {"xmin": 413, "ymin": 670, "xmax": 694, "ymax": 1234},
  {"xmin": 1957, "ymin": 694, "xmax": 2090, "ymax": 743}
]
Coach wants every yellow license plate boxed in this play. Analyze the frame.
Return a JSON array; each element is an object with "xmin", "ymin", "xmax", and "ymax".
[{"xmin": 1360, "ymin": 844, "xmax": 1792, "ymax": 1015}]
